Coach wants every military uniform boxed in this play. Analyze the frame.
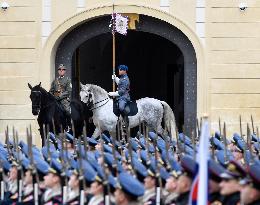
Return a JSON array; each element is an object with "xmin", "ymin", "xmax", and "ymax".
[
  {"xmin": 143, "ymin": 188, "xmax": 156, "ymax": 205},
  {"xmin": 65, "ymin": 189, "xmax": 79, "ymax": 205},
  {"xmin": 42, "ymin": 188, "xmax": 62, "ymax": 205},
  {"xmin": 109, "ymin": 65, "xmax": 131, "ymax": 126},
  {"xmin": 88, "ymin": 194, "xmax": 104, "ymax": 205},
  {"xmin": 117, "ymin": 73, "xmax": 130, "ymax": 113},
  {"xmin": 50, "ymin": 75, "xmax": 72, "ymax": 115}
]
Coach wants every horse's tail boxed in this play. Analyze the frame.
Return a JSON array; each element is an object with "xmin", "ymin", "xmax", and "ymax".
[{"xmin": 160, "ymin": 101, "xmax": 177, "ymax": 138}]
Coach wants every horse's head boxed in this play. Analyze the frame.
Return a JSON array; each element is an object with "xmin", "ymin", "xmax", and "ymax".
[
  {"xmin": 28, "ymin": 82, "xmax": 42, "ymax": 115},
  {"xmin": 80, "ymin": 83, "xmax": 94, "ymax": 107}
]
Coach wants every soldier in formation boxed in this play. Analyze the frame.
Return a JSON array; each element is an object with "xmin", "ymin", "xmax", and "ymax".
[{"xmin": 0, "ymin": 120, "xmax": 260, "ymax": 205}]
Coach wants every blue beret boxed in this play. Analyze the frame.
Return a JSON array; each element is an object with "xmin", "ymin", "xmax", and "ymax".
[
  {"xmin": 117, "ymin": 172, "xmax": 144, "ymax": 197},
  {"xmin": 118, "ymin": 65, "xmax": 128, "ymax": 71}
]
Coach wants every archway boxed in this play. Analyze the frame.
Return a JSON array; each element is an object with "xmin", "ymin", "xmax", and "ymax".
[
  {"xmin": 55, "ymin": 14, "xmax": 197, "ymax": 135},
  {"xmin": 72, "ymin": 30, "xmax": 184, "ymax": 131}
]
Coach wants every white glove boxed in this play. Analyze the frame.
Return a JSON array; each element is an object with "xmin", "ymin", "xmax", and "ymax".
[
  {"xmin": 112, "ymin": 74, "xmax": 120, "ymax": 85},
  {"xmin": 108, "ymin": 91, "xmax": 120, "ymax": 97}
]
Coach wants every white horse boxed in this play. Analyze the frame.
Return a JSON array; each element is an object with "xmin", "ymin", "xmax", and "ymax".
[{"xmin": 80, "ymin": 84, "xmax": 177, "ymax": 138}]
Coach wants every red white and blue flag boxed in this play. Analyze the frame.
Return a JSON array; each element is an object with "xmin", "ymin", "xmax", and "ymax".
[{"xmin": 188, "ymin": 119, "xmax": 210, "ymax": 205}]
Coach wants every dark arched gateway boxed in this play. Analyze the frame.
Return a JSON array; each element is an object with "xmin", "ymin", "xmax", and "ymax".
[{"xmin": 55, "ymin": 15, "xmax": 197, "ymax": 136}]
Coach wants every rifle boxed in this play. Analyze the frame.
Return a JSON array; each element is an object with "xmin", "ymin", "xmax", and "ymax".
[
  {"xmin": 98, "ymin": 123, "xmax": 110, "ymax": 205},
  {"xmin": 126, "ymin": 126, "xmax": 136, "ymax": 176},
  {"xmin": 0, "ymin": 157, "xmax": 4, "ymax": 201},
  {"xmin": 223, "ymin": 122, "xmax": 228, "ymax": 165},
  {"xmin": 144, "ymin": 124, "xmax": 151, "ymax": 166},
  {"xmin": 250, "ymin": 115, "xmax": 255, "ymax": 134},
  {"xmin": 247, "ymin": 124, "xmax": 254, "ymax": 165},
  {"xmin": 5, "ymin": 126, "xmax": 12, "ymax": 162},
  {"xmin": 239, "ymin": 116, "xmax": 247, "ymax": 164},
  {"xmin": 218, "ymin": 117, "xmax": 222, "ymax": 141},
  {"xmin": 111, "ymin": 128, "xmax": 118, "ymax": 176},
  {"xmin": 60, "ymin": 127, "xmax": 68, "ymax": 204},
  {"xmin": 13, "ymin": 128, "xmax": 23, "ymax": 203},
  {"xmin": 191, "ymin": 130, "xmax": 196, "ymax": 161},
  {"xmin": 27, "ymin": 125, "xmax": 39, "ymax": 205},
  {"xmin": 257, "ymin": 127, "xmax": 260, "ymax": 159},
  {"xmin": 154, "ymin": 130, "xmax": 161, "ymax": 205},
  {"xmin": 196, "ymin": 118, "xmax": 200, "ymax": 140},
  {"xmin": 76, "ymin": 135, "xmax": 85, "ymax": 205}
]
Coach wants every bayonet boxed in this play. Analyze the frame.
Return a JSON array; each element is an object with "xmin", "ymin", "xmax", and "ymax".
[
  {"xmin": 154, "ymin": 129, "xmax": 161, "ymax": 205},
  {"xmin": 60, "ymin": 127, "xmax": 68, "ymax": 204},
  {"xmin": 251, "ymin": 115, "xmax": 255, "ymax": 134},
  {"xmin": 77, "ymin": 135, "xmax": 85, "ymax": 205},
  {"xmin": 191, "ymin": 130, "xmax": 196, "ymax": 161},
  {"xmin": 196, "ymin": 118, "xmax": 200, "ymax": 140},
  {"xmin": 98, "ymin": 122, "xmax": 110, "ymax": 205},
  {"xmin": 247, "ymin": 124, "xmax": 253, "ymax": 165},
  {"xmin": 223, "ymin": 122, "xmax": 228, "ymax": 165},
  {"xmin": 239, "ymin": 116, "xmax": 247, "ymax": 164},
  {"xmin": 218, "ymin": 117, "xmax": 222, "ymax": 141},
  {"xmin": 15, "ymin": 130, "xmax": 23, "ymax": 203},
  {"xmin": 144, "ymin": 124, "xmax": 151, "ymax": 166}
]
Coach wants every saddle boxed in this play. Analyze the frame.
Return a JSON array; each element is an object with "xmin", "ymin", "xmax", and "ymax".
[{"xmin": 113, "ymin": 99, "xmax": 138, "ymax": 117}]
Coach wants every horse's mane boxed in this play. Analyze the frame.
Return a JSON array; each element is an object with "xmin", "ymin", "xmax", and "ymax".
[
  {"xmin": 34, "ymin": 85, "xmax": 55, "ymax": 100},
  {"xmin": 86, "ymin": 84, "xmax": 108, "ymax": 96}
]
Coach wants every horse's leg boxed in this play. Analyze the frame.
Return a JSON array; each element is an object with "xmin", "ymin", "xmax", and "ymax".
[{"xmin": 92, "ymin": 127, "xmax": 101, "ymax": 139}]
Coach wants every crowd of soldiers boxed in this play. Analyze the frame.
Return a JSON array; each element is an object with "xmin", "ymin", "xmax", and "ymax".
[{"xmin": 0, "ymin": 120, "xmax": 260, "ymax": 205}]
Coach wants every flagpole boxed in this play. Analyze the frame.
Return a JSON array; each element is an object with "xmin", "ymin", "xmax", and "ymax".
[{"xmin": 112, "ymin": 1, "xmax": 116, "ymax": 92}]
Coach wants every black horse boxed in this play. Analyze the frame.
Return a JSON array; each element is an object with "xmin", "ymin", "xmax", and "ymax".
[
  {"xmin": 28, "ymin": 82, "xmax": 69, "ymax": 146},
  {"xmin": 70, "ymin": 98, "xmax": 94, "ymax": 137}
]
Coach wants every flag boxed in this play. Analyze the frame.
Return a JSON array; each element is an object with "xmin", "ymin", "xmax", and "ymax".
[
  {"xmin": 110, "ymin": 13, "xmax": 129, "ymax": 35},
  {"xmin": 188, "ymin": 119, "xmax": 210, "ymax": 205}
]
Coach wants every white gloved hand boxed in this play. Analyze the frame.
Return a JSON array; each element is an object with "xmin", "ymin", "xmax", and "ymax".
[
  {"xmin": 108, "ymin": 91, "xmax": 120, "ymax": 97},
  {"xmin": 112, "ymin": 74, "xmax": 120, "ymax": 85}
]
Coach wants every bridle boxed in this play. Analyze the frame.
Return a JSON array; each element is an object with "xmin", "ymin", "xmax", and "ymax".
[
  {"xmin": 31, "ymin": 90, "xmax": 42, "ymax": 110},
  {"xmin": 31, "ymin": 90, "xmax": 56, "ymax": 111},
  {"xmin": 89, "ymin": 97, "xmax": 110, "ymax": 111}
]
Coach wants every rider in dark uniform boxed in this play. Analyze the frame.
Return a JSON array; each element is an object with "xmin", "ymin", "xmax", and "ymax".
[
  {"xmin": 109, "ymin": 65, "xmax": 130, "ymax": 126},
  {"xmin": 49, "ymin": 64, "xmax": 72, "ymax": 127}
]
